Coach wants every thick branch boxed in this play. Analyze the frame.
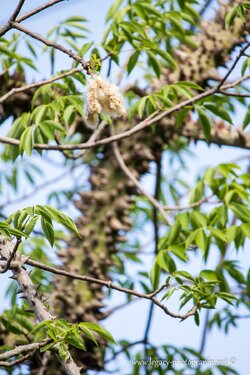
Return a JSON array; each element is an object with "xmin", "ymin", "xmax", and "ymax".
[
  {"xmin": 1, "ymin": 75, "xmax": 250, "ymax": 152},
  {"xmin": 0, "ymin": 236, "xmax": 81, "ymax": 375},
  {"xmin": 0, "ymin": 340, "xmax": 50, "ymax": 361}
]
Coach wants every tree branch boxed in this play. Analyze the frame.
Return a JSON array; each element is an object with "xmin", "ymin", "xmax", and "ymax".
[
  {"xmin": 12, "ymin": 256, "xmax": 198, "ymax": 319},
  {"xmin": 12, "ymin": 22, "xmax": 88, "ymax": 68},
  {"xmin": 112, "ymin": 137, "xmax": 170, "ymax": 224},
  {"xmin": 0, "ymin": 239, "xmax": 21, "ymax": 273},
  {"xmin": 0, "ymin": 236, "xmax": 81, "ymax": 375},
  {"xmin": 0, "ymin": 349, "xmax": 37, "ymax": 368},
  {"xmin": 16, "ymin": 0, "xmax": 66, "ymax": 23},
  {"xmin": 0, "ymin": 340, "xmax": 50, "ymax": 361},
  {"xmin": 0, "ymin": 67, "xmax": 83, "ymax": 105},
  {"xmin": 164, "ymin": 194, "xmax": 217, "ymax": 211},
  {"xmin": 0, "ymin": 0, "xmax": 26, "ymax": 37},
  {"xmin": 1, "ymin": 75, "xmax": 250, "ymax": 153},
  {"xmin": 218, "ymin": 42, "xmax": 250, "ymax": 88}
]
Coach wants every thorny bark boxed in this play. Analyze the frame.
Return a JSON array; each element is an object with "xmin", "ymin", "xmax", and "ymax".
[
  {"xmin": 0, "ymin": 236, "xmax": 81, "ymax": 374},
  {"xmin": 0, "ymin": 0, "xmax": 250, "ymax": 373}
]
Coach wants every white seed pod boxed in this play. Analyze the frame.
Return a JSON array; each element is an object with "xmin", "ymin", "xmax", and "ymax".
[
  {"xmin": 84, "ymin": 102, "xmax": 99, "ymax": 129},
  {"xmin": 83, "ymin": 74, "xmax": 126, "ymax": 128}
]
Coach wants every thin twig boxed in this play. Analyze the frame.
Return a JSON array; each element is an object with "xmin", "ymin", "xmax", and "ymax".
[
  {"xmin": 0, "ymin": 340, "xmax": 50, "ymax": 361},
  {"xmin": 0, "ymin": 67, "xmax": 83, "ymax": 104},
  {"xmin": 219, "ymin": 90, "xmax": 250, "ymax": 98},
  {"xmin": 16, "ymin": 0, "xmax": 66, "ymax": 23},
  {"xmin": 68, "ymin": 121, "xmax": 107, "ymax": 160},
  {"xmin": 104, "ymin": 340, "xmax": 145, "ymax": 364},
  {"xmin": 164, "ymin": 194, "xmax": 216, "ymax": 211},
  {"xmin": 12, "ymin": 22, "xmax": 88, "ymax": 68},
  {"xmin": 0, "ymin": 256, "xmax": 199, "ymax": 320},
  {"xmin": 0, "ymin": 350, "xmax": 37, "ymax": 368},
  {"xmin": 112, "ymin": 137, "xmax": 170, "ymax": 224},
  {"xmin": 199, "ymin": 0, "xmax": 214, "ymax": 17},
  {"xmin": 218, "ymin": 42, "xmax": 250, "ymax": 88}
]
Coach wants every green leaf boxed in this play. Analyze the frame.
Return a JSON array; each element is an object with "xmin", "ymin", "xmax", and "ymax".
[
  {"xmin": 137, "ymin": 96, "xmax": 148, "ymax": 118},
  {"xmin": 66, "ymin": 330, "xmax": 86, "ymax": 350},
  {"xmin": 40, "ymin": 342, "xmax": 55, "ymax": 352},
  {"xmin": 41, "ymin": 217, "xmax": 54, "ymax": 247},
  {"xmin": 226, "ymin": 266, "xmax": 245, "ymax": 284},
  {"xmin": 240, "ymin": 223, "xmax": 250, "ymax": 239},
  {"xmin": 229, "ymin": 202, "xmax": 250, "ymax": 222},
  {"xmin": 33, "ymin": 105, "xmax": 48, "ymax": 125},
  {"xmin": 79, "ymin": 42, "xmax": 94, "ymax": 56},
  {"xmin": 156, "ymin": 251, "xmax": 176, "ymax": 273},
  {"xmin": 194, "ymin": 311, "xmax": 200, "ymax": 326},
  {"xmin": 191, "ymin": 211, "xmax": 207, "ymax": 227},
  {"xmin": 106, "ymin": 0, "xmax": 124, "ymax": 22},
  {"xmin": 42, "ymin": 120, "xmax": 66, "ymax": 134},
  {"xmin": 78, "ymin": 325, "xmax": 98, "ymax": 345},
  {"xmin": 154, "ymin": 49, "xmax": 177, "ymax": 70},
  {"xmin": 225, "ymin": 226, "xmax": 237, "ymax": 243},
  {"xmin": 79, "ymin": 322, "xmax": 115, "ymax": 344},
  {"xmin": 20, "ymin": 127, "xmax": 34, "ymax": 156},
  {"xmin": 127, "ymin": 50, "xmax": 140, "ymax": 74},
  {"xmin": 58, "ymin": 342, "xmax": 69, "ymax": 361},
  {"xmin": 174, "ymin": 270, "xmax": 195, "ymax": 281},
  {"xmin": 38, "ymin": 123, "xmax": 54, "ymax": 141},
  {"xmin": 26, "ymin": 40, "xmax": 37, "ymax": 57},
  {"xmin": 185, "ymin": 229, "xmax": 199, "ymax": 249},
  {"xmin": 63, "ymin": 105, "xmax": 75, "ymax": 127},
  {"xmin": 200, "ymin": 270, "xmax": 218, "ymax": 281},
  {"xmin": 168, "ymin": 220, "xmax": 181, "ymax": 245},
  {"xmin": 64, "ymin": 16, "xmax": 87, "ymax": 22},
  {"xmin": 208, "ymin": 227, "xmax": 227, "ymax": 242},
  {"xmin": 147, "ymin": 51, "xmax": 161, "ymax": 78},
  {"xmin": 225, "ymin": 8, "xmax": 237, "ymax": 28},
  {"xmin": 169, "ymin": 245, "xmax": 187, "ymax": 262},
  {"xmin": 31, "ymin": 319, "xmax": 54, "ymax": 335},
  {"xmin": 195, "ymin": 229, "xmax": 207, "ymax": 253},
  {"xmin": 243, "ymin": 107, "xmax": 250, "ymax": 129},
  {"xmin": 176, "ymin": 81, "xmax": 204, "ymax": 91},
  {"xmin": 197, "ymin": 107, "xmax": 211, "ymax": 141},
  {"xmin": 204, "ymin": 104, "xmax": 233, "ymax": 124},
  {"xmin": 0, "ymin": 222, "xmax": 28, "ymax": 238},
  {"xmin": 141, "ymin": 3, "xmax": 161, "ymax": 17},
  {"xmin": 24, "ymin": 216, "xmax": 39, "ymax": 236},
  {"xmin": 36, "ymin": 205, "xmax": 80, "ymax": 237},
  {"xmin": 150, "ymin": 260, "xmax": 161, "ymax": 289}
]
